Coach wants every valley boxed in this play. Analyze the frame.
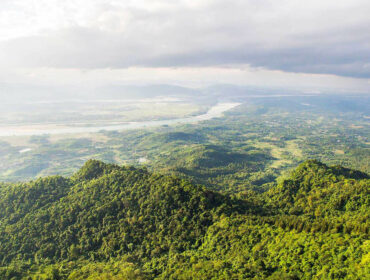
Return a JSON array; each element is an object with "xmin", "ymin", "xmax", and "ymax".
[
  {"xmin": 1, "ymin": 1, "xmax": 369, "ymax": 279},
  {"xmin": 0, "ymin": 93, "xmax": 368, "ymax": 279}
]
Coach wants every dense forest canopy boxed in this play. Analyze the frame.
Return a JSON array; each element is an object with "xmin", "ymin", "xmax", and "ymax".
[
  {"xmin": 0, "ymin": 159, "xmax": 368, "ymax": 279},
  {"xmin": 1, "ymin": 0, "xmax": 369, "ymax": 278}
]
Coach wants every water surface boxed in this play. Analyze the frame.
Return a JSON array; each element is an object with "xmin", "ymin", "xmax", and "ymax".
[{"xmin": 0, "ymin": 102, "xmax": 240, "ymax": 136}]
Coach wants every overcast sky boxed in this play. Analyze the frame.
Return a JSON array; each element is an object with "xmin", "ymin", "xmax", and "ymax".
[{"xmin": 0, "ymin": 0, "xmax": 369, "ymax": 93}]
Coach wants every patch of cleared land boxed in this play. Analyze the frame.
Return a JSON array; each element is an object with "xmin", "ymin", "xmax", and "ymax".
[{"xmin": 253, "ymin": 139, "xmax": 303, "ymax": 169}]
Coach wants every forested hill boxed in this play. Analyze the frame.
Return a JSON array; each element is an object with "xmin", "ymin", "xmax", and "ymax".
[
  {"xmin": 0, "ymin": 160, "xmax": 368, "ymax": 279},
  {"xmin": 267, "ymin": 160, "xmax": 369, "ymax": 216}
]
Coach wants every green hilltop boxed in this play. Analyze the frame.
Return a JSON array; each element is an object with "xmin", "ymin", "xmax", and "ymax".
[{"xmin": 0, "ymin": 160, "xmax": 368, "ymax": 279}]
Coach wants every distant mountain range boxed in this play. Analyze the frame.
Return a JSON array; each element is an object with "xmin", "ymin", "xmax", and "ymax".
[{"xmin": 1, "ymin": 82, "xmax": 360, "ymax": 104}]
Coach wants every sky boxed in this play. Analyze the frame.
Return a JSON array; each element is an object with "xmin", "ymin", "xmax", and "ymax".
[{"xmin": 0, "ymin": 0, "xmax": 369, "ymax": 93}]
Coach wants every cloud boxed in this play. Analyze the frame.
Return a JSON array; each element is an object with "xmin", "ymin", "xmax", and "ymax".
[{"xmin": 0, "ymin": 0, "xmax": 369, "ymax": 79}]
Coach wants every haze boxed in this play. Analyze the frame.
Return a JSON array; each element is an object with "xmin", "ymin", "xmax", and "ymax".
[{"xmin": 0, "ymin": 0, "xmax": 369, "ymax": 101}]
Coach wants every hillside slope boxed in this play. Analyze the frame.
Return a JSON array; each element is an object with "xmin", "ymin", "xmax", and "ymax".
[{"xmin": 0, "ymin": 160, "xmax": 368, "ymax": 279}]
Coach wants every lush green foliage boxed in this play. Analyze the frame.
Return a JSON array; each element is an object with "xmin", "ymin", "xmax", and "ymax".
[
  {"xmin": 1, "ymin": 95, "xmax": 368, "ymax": 191},
  {"xmin": 0, "ymin": 160, "xmax": 243, "ymax": 265},
  {"xmin": 0, "ymin": 159, "xmax": 368, "ymax": 279}
]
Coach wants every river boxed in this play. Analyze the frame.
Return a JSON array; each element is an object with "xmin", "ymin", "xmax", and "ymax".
[{"xmin": 0, "ymin": 102, "xmax": 240, "ymax": 137}]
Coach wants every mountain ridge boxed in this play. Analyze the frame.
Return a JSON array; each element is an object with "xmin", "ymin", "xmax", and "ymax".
[{"xmin": 0, "ymin": 159, "xmax": 368, "ymax": 279}]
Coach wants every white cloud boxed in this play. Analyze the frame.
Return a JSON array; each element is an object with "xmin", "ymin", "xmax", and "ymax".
[
  {"xmin": 4, "ymin": 66, "xmax": 369, "ymax": 94},
  {"xmin": 0, "ymin": 0, "xmax": 369, "ymax": 91}
]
